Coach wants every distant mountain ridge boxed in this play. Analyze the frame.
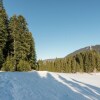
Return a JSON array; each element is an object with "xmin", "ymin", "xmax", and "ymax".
[
  {"xmin": 67, "ymin": 45, "xmax": 100, "ymax": 57},
  {"xmin": 43, "ymin": 58, "xmax": 61, "ymax": 62}
]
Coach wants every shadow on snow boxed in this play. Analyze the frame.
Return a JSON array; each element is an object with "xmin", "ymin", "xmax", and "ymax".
[{"xmin": 0, "ymin": 72, "xmax": 99, "ymax": 100}]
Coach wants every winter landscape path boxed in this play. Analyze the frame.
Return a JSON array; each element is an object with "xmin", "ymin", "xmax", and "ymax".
[{"xmin": 0, "ymin": 71, "xmax": 100, "ymax": 100}]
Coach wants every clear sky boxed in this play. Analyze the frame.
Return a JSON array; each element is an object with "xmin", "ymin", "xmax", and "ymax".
[{"xmin": 4, "ymin": 0, "xmax": 100, "ymax": 60}]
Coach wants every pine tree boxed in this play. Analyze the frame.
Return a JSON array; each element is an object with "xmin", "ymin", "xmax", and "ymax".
[
  {"xmin": 8, "ymin": 15, "xmax": 36, "ymax": 71},
  {"xmin": 8, "ymin": 15, "xmax": 18, "ymax": 71},
  {"xmin": 17, "ymin": 15, "xmax": 36, "ymax": 70},
  {"xmin": 0, "ymin": 0, "xmax": 8, "ymax": 49},
  {"xmin": 26, "ymin": 32, "xmax": 36, "ymax": 69},
  {"xmin": 0, "ymin": 0, "xmax": 8, "ymax": 69}
]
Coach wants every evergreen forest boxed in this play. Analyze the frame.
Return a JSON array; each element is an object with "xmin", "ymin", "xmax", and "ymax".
[
  {"xmin": 0, "ymin": 0, "xmax": 36, "ymax": 71},
  {"xmin": 38, "ymin": 50, "xmax": 100, "ymax": 73}
]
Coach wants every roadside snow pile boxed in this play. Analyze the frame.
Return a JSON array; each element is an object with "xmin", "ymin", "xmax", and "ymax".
[{"xmin": 0, "ymin": 71, "xmax": 100, "ymax": 100}]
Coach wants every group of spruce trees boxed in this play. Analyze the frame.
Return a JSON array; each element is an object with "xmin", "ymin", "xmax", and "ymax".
[
  {"xmin": 38, "ymin": 50, "xmax": 100, "ymax": 73},
  {"xmin": 0, "ymin": 0, "xmax": 36, "ymax": 71}
]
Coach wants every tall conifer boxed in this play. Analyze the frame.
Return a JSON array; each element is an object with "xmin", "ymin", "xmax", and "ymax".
[{"xmin": 0, "ymin": 0, "xmax": 8, "ymax": 68}]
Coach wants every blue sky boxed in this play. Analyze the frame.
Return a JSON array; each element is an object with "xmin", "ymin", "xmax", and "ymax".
[{"xmin": 4, "ymin": 0, "xmax": 100, "ymax": 60}]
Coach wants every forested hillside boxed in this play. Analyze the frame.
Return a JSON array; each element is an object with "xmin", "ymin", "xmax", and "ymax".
[
  {"xmin": 38, "ymin": 50, "xmax": 100, "ymax": 73},
  {"xmin": 0, "ymin": 0, "xmax": 36, "ymax": 71},
  {"xmin": 67, "ymin": 45, "xmax": 100, "ymax": 57}
]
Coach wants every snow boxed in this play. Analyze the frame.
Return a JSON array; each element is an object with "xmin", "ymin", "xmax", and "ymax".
[{"xmin": 0, "ymin": 71, "xmax": 100, "ymax": 100}]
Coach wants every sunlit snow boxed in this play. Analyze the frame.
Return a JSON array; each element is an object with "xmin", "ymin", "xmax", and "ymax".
[{"xmin": 0, "ymin": 71, "xmax": 100, "ymax": 100}]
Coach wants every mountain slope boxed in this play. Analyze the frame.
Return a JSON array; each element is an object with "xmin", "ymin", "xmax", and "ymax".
[
  {"xmin": 0, "ymin": 71, "xmax": 100, "ymax": 100},
  {"xmin": 67, "ymin": 45, "xmax": 100, "ymax": 57}
]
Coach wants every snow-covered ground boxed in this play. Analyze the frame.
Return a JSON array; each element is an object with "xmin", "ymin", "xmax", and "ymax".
[{"xmin": 0, "ymin": 71, "xmax": 100, "ymax": 100}]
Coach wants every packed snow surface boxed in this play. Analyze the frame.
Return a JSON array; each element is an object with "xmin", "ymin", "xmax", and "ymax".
[{"xmin": 0, "ymin": 71, "xmax": 100, "ymax": 100}]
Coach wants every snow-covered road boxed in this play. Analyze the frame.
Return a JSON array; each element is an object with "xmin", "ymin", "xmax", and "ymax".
[{"xmin": 0, "ymin": 71, "xmax": 100, "ymax": 100}]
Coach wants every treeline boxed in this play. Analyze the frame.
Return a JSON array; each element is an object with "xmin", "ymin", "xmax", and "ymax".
[
  {"xmin": 0, "ymin": 0, "xmax": 36, "ymax": 71},
  {"xmin": 38, "ymin": 50, "xmax": 100, "ymax": 73}
]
